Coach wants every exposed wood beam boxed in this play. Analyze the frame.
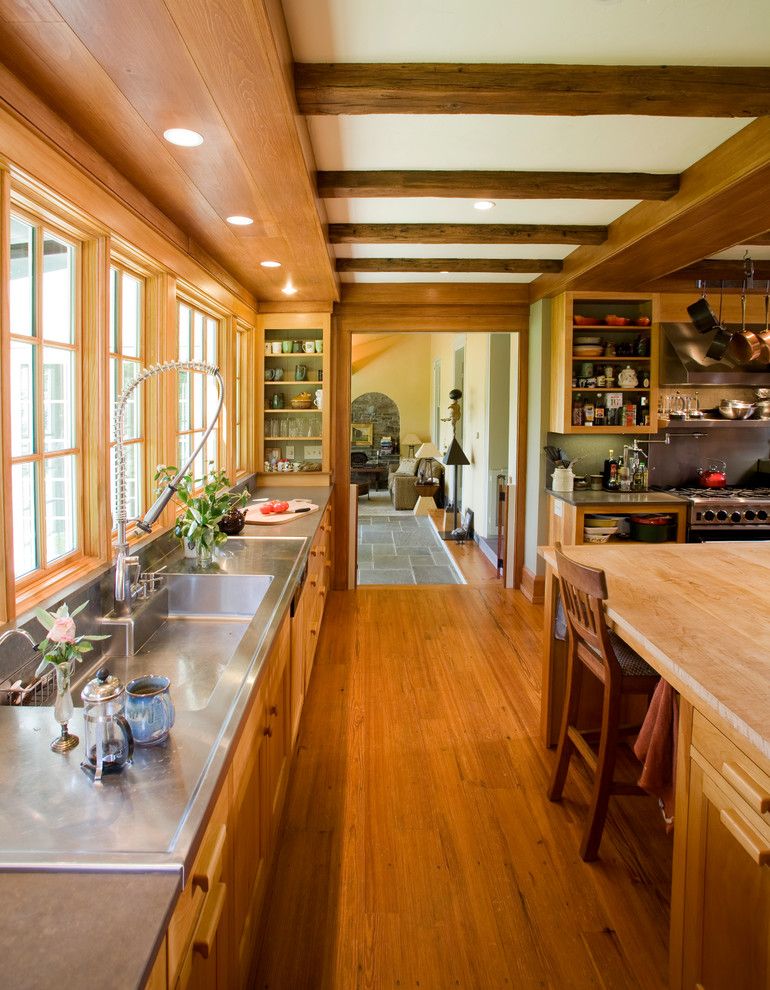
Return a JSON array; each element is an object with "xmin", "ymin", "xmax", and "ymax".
[
  {"xmin": 329, "ymin": 223, "xmax": 606, "ymax": 245},
  {"xmin": 336, "ymin": 258, "xmax": 563, "ymax": 274},
  {"xmin": 670, "ymin": 260, "xmax": 770, "ymax": 282},
  {"xmin": 296, "ymin": 63, "xmax": 770, "ymax": 117},
  {"xmin": 318, "ymin": 170, "xmax": 679, "ymax": 201},
  {"xmin": 746, "ymin": 232, "xmax": 770, "ymax": 245},
  {"xmin": 530, "ymin": 118, "xmax": 770, "ymax": 299}
]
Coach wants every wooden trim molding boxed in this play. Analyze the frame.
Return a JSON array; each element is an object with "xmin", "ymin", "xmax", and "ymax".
[
  {"xmin": 520, "ymin": 566, "xmax": 546, "ymax": 605},
  {"xmin": 330, "ymin": 223, "xmax": 607, "ymax": 246},
  {"xmin": 0, "ymin": 168, "xmax": 12, "ymax": 621},
  {"xmin": 295, "ymin": 62, "xmax": 770, "ymax": 117},
  {"xmin": 318, "ymin": 170, "xmax": 679, "ymax": 201}
]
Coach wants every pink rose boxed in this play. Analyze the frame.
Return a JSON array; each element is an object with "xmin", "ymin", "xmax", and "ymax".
[{"xmin": 48, "ymin": 616, "xmax": 76, "ymax": 644}]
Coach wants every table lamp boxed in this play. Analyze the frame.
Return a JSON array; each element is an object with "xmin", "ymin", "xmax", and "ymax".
[
  {"xmin": 403, "ymin": 433, "xmax": 422, "ymax": 457},
  {"xmin": 439, "ymin": 437, "xmax": 470, "ymax": 540}
]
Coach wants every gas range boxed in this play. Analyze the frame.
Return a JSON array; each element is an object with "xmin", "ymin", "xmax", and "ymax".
[{"xmin": 662, "ymin": 486, "xmax": 770, "ymax": 533}]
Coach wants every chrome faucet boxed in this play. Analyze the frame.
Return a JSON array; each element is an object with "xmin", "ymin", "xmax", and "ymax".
[
  {"xmin": 113, "ymin": 360, "xmax": 225, "ymax": 616},
  {"xmin": 0, "ymin": 628, "xmax": 38, "ymax": 651}
]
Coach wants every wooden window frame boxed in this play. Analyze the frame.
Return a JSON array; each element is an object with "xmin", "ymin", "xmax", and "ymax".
[
  {"xmin": 8, "ymin": 205, "xmax": 84, "ymax": 596},
  {"xmin": 175, "ymin": 293, "xmax": 224, "ymax": 490},
  {"xmin": 108, "ymin": 259, "xmax": 148, "ymax": 540}
]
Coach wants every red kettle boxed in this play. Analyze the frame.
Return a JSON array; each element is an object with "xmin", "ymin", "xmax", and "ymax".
[{"xmin": 698, "ymin": 460, "xmax": 727, "ymax": 488}]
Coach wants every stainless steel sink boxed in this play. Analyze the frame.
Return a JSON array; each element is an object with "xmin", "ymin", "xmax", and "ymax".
[{"xmin": 166, "ymin": 572, "xmax": 273, "ymax": 618}]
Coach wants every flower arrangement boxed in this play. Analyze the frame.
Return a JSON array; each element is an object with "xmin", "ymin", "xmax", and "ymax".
[
  {"xmin": 34, "ymin": 601, "xmax": 109, "ymax": 752},
  {"xmin": 34, "ymin": 601, "xmax": 109, "ymax": 678},
  {"xmin": 155, "ymin": 463, "xmax": 249, "ymax": 561}
]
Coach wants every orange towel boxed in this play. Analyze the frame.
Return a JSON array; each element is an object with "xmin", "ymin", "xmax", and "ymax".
[{"xmin": 633, "ymin": 679, "xmax": 678, "ymax": 833}]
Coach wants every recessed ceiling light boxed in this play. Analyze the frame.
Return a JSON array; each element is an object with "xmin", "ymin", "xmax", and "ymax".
[
  {"xmin": 260, "ymin": 260, "xmax": 282, "ymax": 268},
  {"xmin": 226, "ymin": 215, "xmax": 253, "ymax": 226},
  {"xmin": 473, "ymin": 200, "xmax": 496, "ymax": 211},
  {"xmin": 440, "ymin": 270, "xmax": 450, "ymax": 274},
  {"xmin": 163, "ymin": 128, "xmax": 204, "ymax": 147},
  {"xmin": 282, "ymin": 282, "xmax": 298, "ymax": 296}
]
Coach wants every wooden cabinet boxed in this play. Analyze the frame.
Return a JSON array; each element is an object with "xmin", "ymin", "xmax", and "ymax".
[
  {"xmin": 257, "ymin": 312, "xmax": 331, "ymax": 483},
  {"xmin": 290, "ymin": 506, "xmax": 331, "ymax": 745},
  {"xmin": 166, "ymin": 780, "xmax": 230, "ymax": 990},
  {"xmin": 547, "ymin": 494, "xmax": 688, "ymax": 546},
  {"xmin": 144, "ymin": 512, "xmax": 331, "ymax": 989},
  {"xmin": 672, "ymin": 705, "xmax": 770, "ymax": 990},
  {"xmin": 550, "ymin": 291, "xmax": 660, "ymax": 435}
]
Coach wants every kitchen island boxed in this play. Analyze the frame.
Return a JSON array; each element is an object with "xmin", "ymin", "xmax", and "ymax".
[
  {"xmin": 0, "ymin": 487, "xmax": 332, "ymax": 989},
  {"xmin": 539, "ymin": 542, "xmax": 770, "ymax": 990}
]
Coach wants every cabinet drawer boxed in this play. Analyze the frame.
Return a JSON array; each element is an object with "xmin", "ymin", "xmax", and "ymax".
[
  {"xmin": 167, "ymin": 790, "xmax": 228, "ymax": 986},
  {"xmin": 692, "ymin": 710, "xmax": 770, "ymax": 831}
]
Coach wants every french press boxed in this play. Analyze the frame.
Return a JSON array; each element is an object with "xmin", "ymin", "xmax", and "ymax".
[{"xmin": 80, "ymin": 668, "xmax": 134, "ymax": 782}]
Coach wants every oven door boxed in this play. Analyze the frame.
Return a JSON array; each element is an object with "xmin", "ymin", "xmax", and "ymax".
[{"xmin": 688, "ymin": 527, "xmax": 770, "ymax": 543}]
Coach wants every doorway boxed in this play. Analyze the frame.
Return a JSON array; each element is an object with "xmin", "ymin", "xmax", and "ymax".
[{"xmin": 341, "ymin": 329, "xmax": 526, "ymax": 589}]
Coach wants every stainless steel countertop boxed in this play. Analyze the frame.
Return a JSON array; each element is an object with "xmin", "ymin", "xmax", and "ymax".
[
  {"xmin": 0, "ymin": 487, "xmax": 331, "ymax": 877},
  {"xmin": 547, "ymin": 489, "xmax": 689, "ymax": 507}
]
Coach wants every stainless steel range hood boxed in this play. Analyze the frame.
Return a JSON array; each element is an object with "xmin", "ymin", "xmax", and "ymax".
[{"xmin": 661, "ymin": 322, "xmax": 770, "ymax": 385}]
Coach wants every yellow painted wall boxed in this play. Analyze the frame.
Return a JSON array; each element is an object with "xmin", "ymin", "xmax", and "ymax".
[{"xmin": 351, "ymin": 333, "xmax": 432, "ymax": 446}]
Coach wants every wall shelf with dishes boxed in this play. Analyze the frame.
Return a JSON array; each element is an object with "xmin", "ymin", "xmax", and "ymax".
[
  {"xmin": 258, "ymin": 314, "xmax": 330, "ymax": 482},
  {"xmin": 550, "ymin": 292, "xmax": 660, "ymax": 435}
]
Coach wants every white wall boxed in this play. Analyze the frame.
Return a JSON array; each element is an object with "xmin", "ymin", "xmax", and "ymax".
[{"xmin": 524, "ymin": 300, "xmax": 552, "ymax": 576}]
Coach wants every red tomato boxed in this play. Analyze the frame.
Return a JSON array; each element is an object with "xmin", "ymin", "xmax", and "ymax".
[
  {"xmin": 259, "ymin": 504, "xmax": 275, "ymax": 515},
  {"xmin": 274, "ymin": 501, "xmax": 289, "ymax": 513}
]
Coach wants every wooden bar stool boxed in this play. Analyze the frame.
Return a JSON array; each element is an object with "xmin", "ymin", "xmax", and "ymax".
[{"xmin": 547, "ymin": 544, "xmax": 659, "ymax": 862}]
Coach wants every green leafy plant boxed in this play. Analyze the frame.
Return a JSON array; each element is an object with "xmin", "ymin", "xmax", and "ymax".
[
  {"xmin": 33, "ymin": 601, "xmax": 110, "ymax": 677},
  {"xmin": 155, "ymin": 463, "xmax": 249, "ymax": 555}
]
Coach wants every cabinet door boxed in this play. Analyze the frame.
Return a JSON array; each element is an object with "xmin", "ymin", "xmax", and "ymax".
[
  {"xmin": 681, "ymin": 761, "xmax": 770, "ymax": 990},
  {"xmin": 264, "ymin": 646, "xmax": 291, "ymax": 855},
  {"xmin": 229, "ymin": 684, "xmax": 268, "ymax": 989},
  {"xmin": 290, "ymin": 589, "xmax": 308, "ymax": 747}
]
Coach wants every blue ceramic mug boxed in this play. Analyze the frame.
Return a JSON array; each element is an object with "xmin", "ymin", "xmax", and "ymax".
[{"xmin": 125, "ymin": 675, "xmax": 175, "ymax": 746}]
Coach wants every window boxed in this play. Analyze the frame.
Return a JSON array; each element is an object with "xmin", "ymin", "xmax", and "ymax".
[
  {"xmin": 109, "ymin": 264, "xmax": 145, "ymax": 530},
  {"xmin": 235, "ymin": 326, "xmax": 248, "ymax": 474},
  {"xmin": 9, "ymin": 213, "xmax": 79, "ymax": 583},
  {"xmin": 177, "ymin": 300, "xmax": 219, "ymax": 484}
]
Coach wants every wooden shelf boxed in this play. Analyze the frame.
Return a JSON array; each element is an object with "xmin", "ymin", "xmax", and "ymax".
[
  {"xmin": 264, "ymin": 353, "xmax": 323, "ymax": 359},
  {"xmin": 573, "ymin": 324, "xmax": 652, "ymax": 331},
  {"xmin": 264, "ymin": 436, "xmax": 322, "ymax": 441},
  {"xmin": 561, "ymin": 425, "xmax": 653, "ymax": 434},
  {"xmin": 264, "ymin": 381, "xmax": 322, "ymax": 386},
  {"xmin": 571, "ymin": 387, "xmax": 649, "ymax": 393},
  {"xmin": 571, "ymin": 355, "xmax": 651, "ymax": 362},
  {"xmin": 266, "ymin": 408, "xmax": 319, "ymax": 414}
]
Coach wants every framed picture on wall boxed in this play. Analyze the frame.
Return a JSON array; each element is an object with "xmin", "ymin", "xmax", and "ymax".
[{"xmin": 351, "ymin": 422, "xmax": 373, "ymax": 446}]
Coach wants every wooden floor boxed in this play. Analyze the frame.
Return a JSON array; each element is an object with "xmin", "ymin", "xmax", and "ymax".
[{"xmin": 252, "ymin": 586, "xmax": 671, "ymax": 989}]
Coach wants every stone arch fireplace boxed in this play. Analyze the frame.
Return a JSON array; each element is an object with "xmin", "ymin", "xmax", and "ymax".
[{"xmin": 351, "ymin": 391, "xmax": 400, "ymax": 460}]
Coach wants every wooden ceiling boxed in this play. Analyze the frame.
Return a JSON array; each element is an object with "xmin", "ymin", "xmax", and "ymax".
[
  {"xmin": 0, "ymin": 1, "xmax": 769, "ymax": 304},
  {"xmin": 0, "ymin": 0, "xmax": 337, "ymax": 302}
]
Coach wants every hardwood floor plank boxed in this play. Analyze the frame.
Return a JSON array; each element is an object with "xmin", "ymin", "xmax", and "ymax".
[{"xmin": 252, "ymin": 588, "xmax": 670, "ymax": 988}]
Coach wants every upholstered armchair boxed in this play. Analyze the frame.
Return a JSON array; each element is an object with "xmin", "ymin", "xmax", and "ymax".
[{"xmin": 388, "ymin": 458, "xmax": 444, "ymax": 510}]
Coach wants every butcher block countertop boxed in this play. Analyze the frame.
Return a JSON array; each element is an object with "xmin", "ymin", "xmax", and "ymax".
[{"xmin": 539, "ymin": 542, "xmax": 770, "ymax": 761}]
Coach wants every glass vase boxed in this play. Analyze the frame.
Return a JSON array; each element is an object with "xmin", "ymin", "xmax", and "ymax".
[{"xmin": 51, "ymin": 660, "xmax": 79, "ymax": 753}]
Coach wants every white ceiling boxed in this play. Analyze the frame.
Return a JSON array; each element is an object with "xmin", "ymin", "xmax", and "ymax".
[
  {"xmin": 283, "ymin": 0, "xmax": 770, "ymax": 65},
  {"xmin": 282, "ymin": 0, "xmax": 769, "ymax": 284}
]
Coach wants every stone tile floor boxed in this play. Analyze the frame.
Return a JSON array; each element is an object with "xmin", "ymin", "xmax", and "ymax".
[{"xmin": 357, "ymin": 514, "xmax": 464, "ymax": 586}]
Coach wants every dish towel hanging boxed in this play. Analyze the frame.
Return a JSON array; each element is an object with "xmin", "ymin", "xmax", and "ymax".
[{"xmin": 634, "ymin": 678, "xmax": 679, "ymax": 832}]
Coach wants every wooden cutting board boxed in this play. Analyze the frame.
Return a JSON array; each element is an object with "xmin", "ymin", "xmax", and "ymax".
[{"xmin": 244, "ymin": 499, "xmax": 320, "ymax": 525}]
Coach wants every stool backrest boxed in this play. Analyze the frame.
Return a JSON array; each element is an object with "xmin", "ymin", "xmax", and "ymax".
[{"xmin": 554, "ymin": 543, "xmax": 617, "ymax": 676}]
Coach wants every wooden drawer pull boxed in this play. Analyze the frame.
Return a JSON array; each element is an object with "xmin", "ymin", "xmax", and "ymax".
[
  {"xmin": 719, "ymin": 809, "xmax": 770, "ymax": 867},
  {"xmin": 193, "ymin": 881, "xmax": 227, "ymax": 959},
  {"xmin": 191, "ymin": 824, "xmax": 226, "ymax": 893},
  {"xmin": 722, "ymin": 761, "xmax": 770, "ymax": 814}
]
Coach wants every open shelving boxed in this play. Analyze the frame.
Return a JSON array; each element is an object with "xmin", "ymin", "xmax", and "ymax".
[
  {"xmin": 550, "ymin": 292, "xmax": 660, "ymax": 435},
  {"xmin": 257, "ymin": 314, "xmax": 330, "ymax": 482}
]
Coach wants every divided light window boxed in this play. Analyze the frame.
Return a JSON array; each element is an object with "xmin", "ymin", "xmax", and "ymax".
[
  {"xmin": 109, "ymin": 264, "xmax": 145, "ymax": 530},
  {"xmin": 9, "ymin": 213, "xmax": 79, "ymax": 584},
  {"xmin": 177, "ymin": 300, "xmax": 219, "ymax": 485},
  {"xmin": 235, "ymin": 327, "xmax": 247, "ymax": 474}
]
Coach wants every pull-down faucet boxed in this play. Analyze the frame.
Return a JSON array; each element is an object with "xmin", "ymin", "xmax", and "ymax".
[{"xmin": 113, "ymin": 360, "xmax": 225, "ymax": 616}]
